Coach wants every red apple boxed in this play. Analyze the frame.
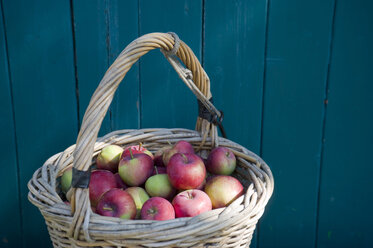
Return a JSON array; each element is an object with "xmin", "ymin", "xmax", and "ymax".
[
  {"xmin": 89, "ymin": 170, "xmax": 117, "ymax": 207},
  {"xmin": 154, "ymin": 154, "xmax": 165, "ymax": 167},
  {"xmin": 118, "ymin": 151, "xmax": 153, "ymax": 186},
  {"xmin": 125, "ymin": 187, "xmax": 150, "ymax": 219},
  {"xmin": 206, "ymin": 147, "xmax": 236, "ymax": 175},
  {"xmin": 96, "ymin": 145, "xmax": 123, "ymax": 172},
  {"xmin": 145, "ymin": 174, "xmax": 176, "ymax": 199},
  {"xmin": 121, "ymin": 144, "xmax": 154, "ymax": 160},
  {"xmin": 151, "ymin": 166, "xmax": 167, "ymax": 176},
  {"xmin": 141, "ymin": 197, "xmax": 175, "ymax": 221},
  {"xmin": 172, "ymin": 189, "xmax": 212, "ymax": 217},
  {"xmin": 167, "ymin": 153, "xmax": 206, "ymax": 190},
  {"xmin": 163, "ymin": 140, "xmax": 194, "ymax": 166},
  {"xmin": 153, "ymin": 146, "xmax": 172, "ymax": 167},
  {"xmin": 196, "ymin": 177, "xmax": 206, "ymax": 190},
  {"xmin": 204, "ymin": 175, "xmax": 244, "ymax": 209},
  {"xmin": 96, "ymin": 188, "xmax": 136, "ymax": 219},
  {"xmin": 114, "ymin": 173, "xmax": 127, "ymax": 190}
]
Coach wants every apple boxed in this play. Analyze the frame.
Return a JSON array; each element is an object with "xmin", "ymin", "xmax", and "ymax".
[
  {"xmin": 96, "ymin": 145, "xmax": 123, "ymax": 172},
  {"xmin": 141, "ymin": 197, "xmax": 175, "ymax": 221},
  {"xmin": 167, "ymin": 153, "xmax": 206, "ymax": 190},
  {"xmin": 89, "ymin": 170, "xmax": 117, "ymax": 207},
  {"xmin": 61, "ymin": 167, "xmax": 72, "ymax": 194},
  {"xmin": 96, "ymin": 188, "xmax": 136, "ymax": 219},
  {"xmin": 121, "ymin": 144, "xmax": 153, "ymax": 160},
  {"xmin": 145, "ymin": 174, "xmax": 176, "ymax": 199},
  {"xmin": 118, "ymin": 150, "xmax": 153, "ymax": 186},
  {"xmin": 172, "ymin": 189, "xmax": 212, "ymax": 217},
  {"xmin": 153, "ymin": 154, "xmax": 165, "ymax": 167},
  {"xmin": 196, "ymin": 177, "xmax": 206, "ymax": 190},
  {"xmin": 206, "ymin": 147, "xmax": 236, "ymax": 175},
  {"xmin": 125, "ymin": 187, "xmax": 150, "ymax": 219},
  {"xmin": 114, "ymin": 173, "xmax": 127, "ymax": 190},
  {"xmin": 204, "ymin": 175, "xmax": 244, "ymax": 209},
  {"xmin": 151, "ymin": 166, "xmax": 167, "ymax": 176},
  {"xmin": 163, "ymin": 140, "xmax": 194, "ymax": 166},
  {"xmin": 153, "ymin": 146, "xmax": 172, "ymax": 167}
]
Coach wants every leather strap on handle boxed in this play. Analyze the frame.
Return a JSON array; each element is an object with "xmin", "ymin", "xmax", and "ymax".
[{"xmin": 68, "ymin": 32, "xmax": 220, "ymax": 240}]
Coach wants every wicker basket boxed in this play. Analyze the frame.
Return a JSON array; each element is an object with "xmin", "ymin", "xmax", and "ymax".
[{"xmin": 28, "ymin": 32, "xmax": 274, "ymax": 247}]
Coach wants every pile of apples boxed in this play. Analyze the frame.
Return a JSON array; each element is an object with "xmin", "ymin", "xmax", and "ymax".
[{"xmin": 61, "ymin": 141, "xmax": 244, "ymax": 220}]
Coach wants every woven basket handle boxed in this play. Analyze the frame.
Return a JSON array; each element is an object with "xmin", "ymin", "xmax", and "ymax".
[{"xmin": 68, "ymin": 32, "xmax": 220, "ymax": 240}]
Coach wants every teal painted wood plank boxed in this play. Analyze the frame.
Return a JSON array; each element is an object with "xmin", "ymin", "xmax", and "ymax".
[
  {"xmin": 73, "ymin": 0, "xmax": 138, "ymax": 135},
  {"xmin": 72, "ymin": 0, "xmax": 111, "ymax": 136},
  {"xmin": 139, "ymin": 0, "xmax": 202, "ymax": 129},
  {"xmin": 204, "ymin": 1, "xmax": 268, "ymax": 247},
  {"xmin": 0, "ymin": 3, "xmax": 22, "ymax": 247},
  {"xmin": 2, "ymin": 0, "xmax": 78, "ymax": 247},
  {"xmin": 259, "ymin": 1, "xmax": 335, "ymax": 247},
  {"xmin": 316, "ymin": 1, "xmax": 373, "ymax": 247},
  {"xmin": 106, "ymin": 0, "xmax": 139, "ymax": 130}
]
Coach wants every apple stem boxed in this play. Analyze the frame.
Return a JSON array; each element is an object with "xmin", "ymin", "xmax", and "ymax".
[
  {"xmin": 139, "ymin": 142, "xmax": 143, "ymax": 149},
  {"xmin": 180, "ymin": 153, "xmax": 188, "ymax": 163},
  {"xmin": 129, "ymin": 148, "xmax": 134, "ymax": 159},
  {"xmin": 154, "ymin": 166, "xmax": 159, "ymax": 175},
  {"xmin": 102, "ymin": 207, "xmax": 113, "ymax": 211},
  {"xmin": 187, "ymin": 191, "xmax": 193, "ymax": 199}
]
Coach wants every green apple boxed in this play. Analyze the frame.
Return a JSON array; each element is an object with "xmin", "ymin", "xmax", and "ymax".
[
  {"xmin": 125, "ymin": 187, "xmax": 150, "ymax": 219},
  {"xmin": 96, "ymin": 145, "xmax": 124, "ymax": 172},
  {"xmin": 61, "ymin": 167, "xmax": 72, "ymax": 194},
  {"xmin": 145, "ymin": 174, "xmax": 176, "ymax": 200}
]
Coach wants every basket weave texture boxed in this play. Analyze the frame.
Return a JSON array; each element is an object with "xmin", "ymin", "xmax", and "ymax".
[{"xmin": 28, "ymin": 32, "xmax": 274, "ymax": 248}]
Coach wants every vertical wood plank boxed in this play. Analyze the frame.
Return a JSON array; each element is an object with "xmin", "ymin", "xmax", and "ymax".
[
  {"xmin": 204, "ymin": 1, "xmax": 268, "ymax": 246},
  {"xmin": 107, "ymin": 0, "xmax": 139, "ymax": 130},
  {"xmin": 72, "ymin": 0, "xmax": 111, "ymax": 135},
  {"xmin": 0, "ymin": 2, "xmax": 22, "ymax": 247},
  {"xmin": 73, "ymin": 0, "xmax": 139, "ymax": 135},
  {"xmin": 259, "ymin": 0, "xmax": 335, "ymax": 247},
  {"xmin": 2, "ymin": 1, "xmax": 78, "ymax": 247},
  {"xmin": 139, "ymin": 0, "xmax": 202, "ymax": 129},
  {"xmin": 316, "ymin": 1, "xmax": 373, "ymax": 247}
]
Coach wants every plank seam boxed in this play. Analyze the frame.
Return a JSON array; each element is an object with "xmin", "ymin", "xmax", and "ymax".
[
  {"xmin": 69, "ymin": 0, "xmax": 80, "ymax": 131},
  {"xmin": 201, "ymin": 0, "xmax": 205, "ymax": 67},
  {"xmin": 0, "ymin": 0, "xmax": 24, "ymax": 245},
  {"xmin": 138, "ymin": 0, "xmax": 142, "ymax": 129},
  {"xmin": 105, "ymin": 0, "xmax": 113, "ymax": 132},
  {"xmin": 314, "ymin": 1, "xmax": 337, "ymax": 247},
  {"xmin": 258, "ymin": 0, "xmax": 271, "ymax": 247}
]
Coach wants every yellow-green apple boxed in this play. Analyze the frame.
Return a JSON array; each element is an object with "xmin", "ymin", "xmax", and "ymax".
[
  {"xmin": 96, "ymin": 145, "xmax": 123, "ymax": 172},
  {"xmin": 61, "ymin": 167, "xmax": 72, "ymax": 194},
  {"xmin": 118, "ymin": 150, "xmax": 153, "ymax": 186},
  {"xmin": 140, "ymin": 197, "xmax": 175, "ymax": 220},
  {"xmin": 114, "ymin": 173, "xmax": 127, "ymax": 190},
  {"xmin": 145, "ymin": 174, "xmax": 176, "ymax": 199},
  {"xmin": 96, "ymin": 188, "xmax": 136, "ymax": 219},
  {"xmin": 172, "ymin": 189, "xmax": 212, "ymax": 217},
  {"xmin": 206, "ymin": 147, "xmax": 236, "ymax": 175},
  {"xmin": 121, "ymin": 144, "xmax": 153, "ymax": 160},
  {"xmin": 89, "ymin": 170, "xmax": 117, "ymax": 207},
  {"xmin": 162, "ymin": 140, "xmax": 194, "ymax": 166},
  {"xmin": 167, "ymin": 153, "xmax": 206, "ymax": 190},
  {"xmin": 204, "ymin": 175, "xmax": 244, "ymax": 209},
  {"xmin": 125, "ymin": 187, "xmax": 150, "ymax": 219},
  {"xmin": 151, "ymin": 166, "xmax": 167, "ymax": 176}
]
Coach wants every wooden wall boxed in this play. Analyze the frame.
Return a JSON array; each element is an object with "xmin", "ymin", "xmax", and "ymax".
[{"xmin": 1, "ymin": 0, "xmax": 372, "ymax": 247}]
